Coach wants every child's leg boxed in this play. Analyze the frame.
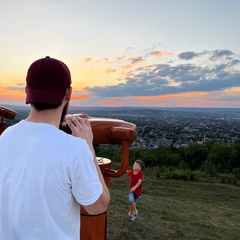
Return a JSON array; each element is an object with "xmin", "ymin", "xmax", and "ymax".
[
  {"xmin": 133, "ymin": 196, "xmax": 140, "ymax": 219},
  {"xmin": 131, "ymin": 201, "xmax": 137, "ymax": 215},
  {"xmin": 128, "ymin": 203, "xmax": 132, "ymax": 215},
  {"xmin": 128, "ymin": 192, "xmax": 135, "ymax": 218},
  {"xmin": 128, "ymin": 192, "xmax": 141, "ymax": 220}
]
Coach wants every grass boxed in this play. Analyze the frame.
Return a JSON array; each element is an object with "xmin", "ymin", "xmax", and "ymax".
[{"xmin": 106, "ymin": 167, "xmax": 240, "ymax": 240}]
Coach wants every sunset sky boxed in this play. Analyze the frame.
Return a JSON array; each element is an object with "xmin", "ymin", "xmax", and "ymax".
[{"xmin": 1, "ymin": 0, "xmax": 240, "ymax": 108}]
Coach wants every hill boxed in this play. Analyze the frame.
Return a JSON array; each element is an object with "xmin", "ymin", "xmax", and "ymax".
[{"xmin": 107, "ymin": 167, "xmax": 240, "ymax": 240}]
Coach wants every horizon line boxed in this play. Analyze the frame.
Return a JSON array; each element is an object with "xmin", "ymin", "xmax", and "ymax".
[{"xmin": 1, "ymin": 104, "xmax": 240, "ymax": 110}]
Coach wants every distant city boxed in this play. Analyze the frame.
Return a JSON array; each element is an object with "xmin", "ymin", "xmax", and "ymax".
[{"xmin": 2, "ymin": 105, "xmax": 240, "ymax": 149}]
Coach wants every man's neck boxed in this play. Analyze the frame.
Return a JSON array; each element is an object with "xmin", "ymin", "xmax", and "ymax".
[{"xmin": 26, "ymin": 107, "xmax": 62, "ymax": 128}]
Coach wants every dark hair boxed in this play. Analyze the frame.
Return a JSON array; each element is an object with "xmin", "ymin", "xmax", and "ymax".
[
  {"xmin": 31, "ymin": 102, "xmax": 61, "ymax": 111},
  {"xmin": 135, "ymin": 160, "xmax": 145, "ymax": 170}
]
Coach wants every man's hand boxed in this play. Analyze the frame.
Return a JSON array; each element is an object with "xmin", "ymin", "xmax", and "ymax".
[{"xmin": 65, "ymin": 115, "xmax": 93, "ymax": 146}]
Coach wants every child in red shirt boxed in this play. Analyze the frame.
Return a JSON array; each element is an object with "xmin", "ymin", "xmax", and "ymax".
[{"xmin": 127, "ymin": 160, "xmax": 145, "ymax": 221}]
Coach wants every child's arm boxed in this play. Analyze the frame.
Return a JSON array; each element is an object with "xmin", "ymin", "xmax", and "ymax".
[{"xmin": 130, "ymin": 179, "xmax": 143, "ymax": 192}]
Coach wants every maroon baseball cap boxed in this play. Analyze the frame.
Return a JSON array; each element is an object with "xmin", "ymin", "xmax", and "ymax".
[{"xmin": 26, "ymin": 56, "xmax": 71, "ymax": 105}]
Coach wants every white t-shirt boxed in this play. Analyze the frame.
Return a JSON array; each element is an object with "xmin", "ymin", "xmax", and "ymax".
[{"xmin": 0, "ymin": 120, "xmax": 102, "ymax": 240}]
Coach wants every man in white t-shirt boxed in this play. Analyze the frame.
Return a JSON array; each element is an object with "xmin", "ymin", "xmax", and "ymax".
[{"xmin": 0, "ymin": 56, "xmax": 110, "ymax": 239}]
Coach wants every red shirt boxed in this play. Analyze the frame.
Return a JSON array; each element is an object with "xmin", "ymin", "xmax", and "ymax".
[{"xmin": 127, "ymin": 170, "xmax": 144, "ymax": 197}]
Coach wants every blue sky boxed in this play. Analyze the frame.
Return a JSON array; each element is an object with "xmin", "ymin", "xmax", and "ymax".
[{"xmin": 0, "ymin": 0, "xmax": 240, "ymax": 107}]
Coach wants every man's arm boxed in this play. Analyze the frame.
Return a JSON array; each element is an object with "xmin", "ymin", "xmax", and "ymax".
[
  {"xmin": 66, "ymin": 116, "xmax": 110, "ymax": 214},
  {"xmin": 83, "ymin": 144, "xmax": 110, "ymax": 214}
]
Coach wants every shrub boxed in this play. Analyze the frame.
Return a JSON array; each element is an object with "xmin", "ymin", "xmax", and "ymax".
[
  {"xmin": 200, "ymin": 159, "xmax": 216, "ymax": 176},
  {"xmin": 232, "ymin": 168, "xmax": 240, "ymax": 180},
  {"xmin": 220, "ymin": 174, "xmax": 237, "ymax": 185},
  {"xmin": 165, "ymin": 169, "xmax": 197, "ymax": 181}
]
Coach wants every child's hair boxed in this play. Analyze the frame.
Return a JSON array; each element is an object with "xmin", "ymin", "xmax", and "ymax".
[{"xmin": 135, "ymin": 160, "xmax": 145, "ymax": 170}]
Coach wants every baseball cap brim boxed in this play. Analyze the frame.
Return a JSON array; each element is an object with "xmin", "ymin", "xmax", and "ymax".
[{"xmin": 26, "ymin": 86, "xmax": 66, "ymax": 105}]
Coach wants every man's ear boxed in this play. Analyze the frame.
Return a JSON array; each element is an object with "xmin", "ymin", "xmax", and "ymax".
[{"xmin": 65, "ymin": 87, "xmax": 72, "ymax": 101}]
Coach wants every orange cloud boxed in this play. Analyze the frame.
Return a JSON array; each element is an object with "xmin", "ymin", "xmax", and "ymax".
[
  {"xmin": 94, "ymin": 92, "xmax": 212, "ymax": 107},
  {"xmin": 103, "ymin": 58, "xmax": 110, "ymax": 63},
  {"xmin": 105, "ymin": 69, "xmax": 117, "ymax": 74},
  {"xmin": 223, "ymin": 87, "xmax": 240, "ymax": 95},
  {"xmin": 178, "ymin": 92, "xmax": 209, "ymax": 98},
  {"xmin": 72, "ymin": 89, "xmax": 239, "ymax": 108},
  {"xmin": 123, "ymin": 71, "xmax": 134, "ymax": 77},
  {"xmin": 130, "ymin": 94, "xmax": 173, "ymax": 102},
  {"xmin": 98, "ymin": 99, "xmax": 119, "ymax": 106},
  {"xmin": 83, "ymin": 57, "xmax": 93, "ymax": 62},
  {"xmin": 176, "ymin": 98, "xmax": 217, "ymax": 106},
  {"xmin": 116, "ymin": 56, "xmax": 125, "ymax": 61},
  {"xmin": 131, "ymin": 92, "xmax": 209, "ymax": 102},
  {"xmin": 122, "ymin": 64, "xmax": 133, "ymax": 69},
  {"xmin": 71, "ymin": 89, "xmax": 89, "ymax": 101},
  {"xmin": 71, "ymin": 95, "xmax": 88, "ymax": 101},
  {"xmin": 151, "ymin": 51, "xmax": 174, "ymax": 57},
  {"xmin": 144, "ymin": 64, "xmax": 161, "ymax": 70},
  {"xmin": 128, "ymin": 57, "xmax": 145, "ymax": 64},
  {"xmin": 0, "ymin": 89, "xmax": 25, "ymax": 104}
]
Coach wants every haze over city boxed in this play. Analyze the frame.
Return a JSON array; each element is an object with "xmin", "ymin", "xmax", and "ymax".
[{"xmin": 1, "ymin": 0, "xmax": 240, "ymax": 108}]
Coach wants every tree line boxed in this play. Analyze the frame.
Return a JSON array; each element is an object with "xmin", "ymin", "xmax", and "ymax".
[{"xmin": 95, "ymin": 140, "xmax": 240, "ymax": 176}]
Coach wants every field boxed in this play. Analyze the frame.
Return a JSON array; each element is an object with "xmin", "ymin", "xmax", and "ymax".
[{"xmin": 106, "ymin": 168, "xmax": 240, "ymax": 240}]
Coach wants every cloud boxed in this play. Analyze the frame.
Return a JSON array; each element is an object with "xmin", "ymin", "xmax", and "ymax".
[
  {"xmin": 128, "ymin": 57, "xmax": 145, "ymax": 64},
  {"xmin": 105, "ymin": 68, "xmax": 117, "ymax": 73},
  {"xmin": 116, "ymin": 56, "xmax": 126, "ymax": 61},
  {"xmin": 178, "ymin": 49, "xmax": 237, "ymax": 62},
  {"xmin": 7, "ymin": 86, "xmax": 25, "ymax": 91},
  {"xmin": 71, "ymin": 89, "xmax": 89, "ymax": 101},
  {"xmin": 231, "ymin": 59, "xmax": 240, "ymax": 65},
  {"xmin": 143, "ymin": 42, "xmax": 162, "ymax": 52},
  {"xmin": 62, "ymin": 47, "xmax": 240, "ymax": 108},
  {"xmin": 122, "ymin": 64, "xmax": 133, "ymax": 69},
  {"xmin": 210, "ymin": 49, "xmax": 234, "ymax": 60},
  {"xmin": 103, "ymin": 58, "xmax": 111, "ymax": 64},
  {"xmin": 149, "ymin": 51, "xmax": 174, "ymax": 57},
  {"xmin": 84, "ymin": 49, "xmax": 240, "ymax": 98},
  {"xmin": 178, "ymin": 51, "xmax": 199, "ymax": 60},
  {"xmin": 83, "ymin": 57, "xmax": 93, "ymax": 62}
]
